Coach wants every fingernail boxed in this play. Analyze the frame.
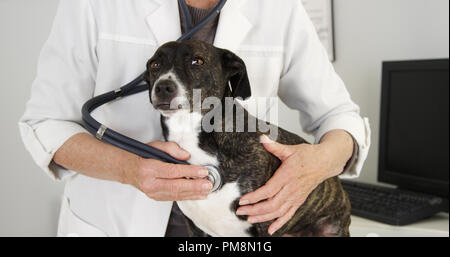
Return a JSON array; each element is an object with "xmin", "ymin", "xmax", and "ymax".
[
  {"xmin": 268, "ymin": 227, "xmax": 276, "ymax": 235},
  {"xmin": 239, "ymin": 199, "xmax": 249, "ymax": 205},
  {"xmin": 260, "ymin": 134, "xmax": 272, "ymax": 143},
  {"xmin": 202, "ymin": 183, "xmax": 212, "ymax": 190},
  {"xmin": 236, "ymin": 209, "xmax": 245, "ymax": 215},
  {"xmin": 248, "ymin": 217, "xmax": 258, "ymax": 223},
  {"xmin": 197, "ymin": 195, "xmax": 208, "ymax": 200},
  {"xmin": 198, "ymin": 169, "xmax": 208, "ymax": 176},
  {"xmin": 179, "ymin": 149, "xmax": 190, "ymax": 158}
]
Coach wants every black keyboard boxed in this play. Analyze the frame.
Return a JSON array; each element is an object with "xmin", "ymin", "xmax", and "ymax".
[{"xmin": 341, "ymin": 180, "xmax": 447, "ymax": 225}]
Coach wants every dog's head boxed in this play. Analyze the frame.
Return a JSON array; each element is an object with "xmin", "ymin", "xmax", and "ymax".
[{"xmin": 144, "ymin": 40, "xmax": 251, "ymax": 116}]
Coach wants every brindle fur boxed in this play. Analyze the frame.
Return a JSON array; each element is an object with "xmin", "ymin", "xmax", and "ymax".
[{"xmin": 144, "ymin": 40, "xmax": 351, "ymax": 237}]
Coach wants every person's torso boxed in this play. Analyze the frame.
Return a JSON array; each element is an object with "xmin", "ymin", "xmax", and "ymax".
[{"xmin": 63, "ymin": 0, "xmax": 300, "ymax": 236}]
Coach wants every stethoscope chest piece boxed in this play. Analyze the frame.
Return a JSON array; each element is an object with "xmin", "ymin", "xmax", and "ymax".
[
  {"xmin": 81, "ymin": 0, "xmax": 228, "ymax": 193},
  {"xmin": 204, "ymin": 165, "xmax": 222, "ymax": 193}
]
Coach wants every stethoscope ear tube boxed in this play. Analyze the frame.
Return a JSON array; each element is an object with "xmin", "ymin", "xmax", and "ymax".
[
  {"xmin": 177, "ymin": 0, "xmax": 227, "ymax": 41},
  {"xmin": 82, "ymin": 91, "xmax": 223, "ymax": 192},
  {"xmin": 81, "ymin": 87, "xmax": 188, "ymax": 164},
  {"xmin": 80, "ymin": 0, "xmax": 227, "ymax": 192}
]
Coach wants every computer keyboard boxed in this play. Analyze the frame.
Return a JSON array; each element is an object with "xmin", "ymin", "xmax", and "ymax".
[{"xmin": 341, "ymin": 180, "xmax": 447, "ymax": 226}]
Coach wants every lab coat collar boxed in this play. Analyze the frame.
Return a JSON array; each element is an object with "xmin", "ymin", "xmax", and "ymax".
[
  {"xmin": 214, "ymin": 0, "xmax": 252, "ymax": 52},
  {"xmin": 145, "ymin": 0, "xmax": 252, "ymax": 52},
  {"xmin": 146, "ymin": 0, "xmax": 182, "ymax": 46}
]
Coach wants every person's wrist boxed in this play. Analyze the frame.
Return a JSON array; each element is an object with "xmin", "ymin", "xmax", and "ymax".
[
  {"xmin": 318, "ymin": 131, "xmax": 354, "ymax": 177},
  {"xmin": 118, "ymin": 154, "xmax": 141, "ymax": 187}
]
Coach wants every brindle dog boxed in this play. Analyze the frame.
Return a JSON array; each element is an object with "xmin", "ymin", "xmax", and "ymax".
[{"xmin": 144, "ymin": 40, "xmax": 351, "ymax": 237}]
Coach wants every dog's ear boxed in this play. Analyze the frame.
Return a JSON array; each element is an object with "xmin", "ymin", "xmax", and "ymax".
[
  {"xmin": 143, "ymin": 60, "xmax": 153, "ymax": 86},
  {"xmin": 143, "ymin": 70, "xmax": 149, "ymax": 85},
  {"xmin": 221, "ymin": 49, "xmax": 251, "ymax": 100}
]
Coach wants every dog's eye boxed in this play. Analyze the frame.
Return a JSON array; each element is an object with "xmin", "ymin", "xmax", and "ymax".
[
  {"xmin": 150, "ymin": 61, "xmax": 161, "ymax": 70},
  {"xmin": 191, "ymin": 57, "xmax": 204, "ymax": 66}
]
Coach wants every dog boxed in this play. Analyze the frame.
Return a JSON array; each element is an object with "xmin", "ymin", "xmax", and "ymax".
[{"xmin": 143, "ymin": 40, "xmax": 351, "ymax": 237}]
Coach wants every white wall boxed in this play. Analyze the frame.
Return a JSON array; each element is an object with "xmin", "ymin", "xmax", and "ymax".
[
  {"xmin": 0, "ymin": 0, "xmax": 62, "ymax": 236},
  {"xmin": 335, "ymin": 0, "xmax": 449, "ymax": 184},
  {"xmin": 0, "ymin": 0, "xmax": 448, "ymax": 236},
  {"xmin": 279, "ymin": 0, "xmax": 449, "ymax": 184}
]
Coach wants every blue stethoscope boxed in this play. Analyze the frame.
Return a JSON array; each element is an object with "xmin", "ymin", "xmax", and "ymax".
[{"xmin": 81, "ymin": 0, "xmax": 227, "ymax": 192}]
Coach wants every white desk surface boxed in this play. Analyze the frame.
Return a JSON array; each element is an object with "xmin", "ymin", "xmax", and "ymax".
[{"xmin": 350, "ymin": 212, "xmax": 449, "ymax": 237}]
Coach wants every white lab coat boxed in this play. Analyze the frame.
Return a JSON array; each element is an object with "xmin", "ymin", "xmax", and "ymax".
[{"xmin": 19, "ymin": 0, "xmax": 371, "ymax": 236}]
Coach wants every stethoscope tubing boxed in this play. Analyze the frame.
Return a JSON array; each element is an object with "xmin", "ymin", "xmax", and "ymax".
[{"xmin": 81, "ymin": 0, "xmax": 227, "ymax": 167}]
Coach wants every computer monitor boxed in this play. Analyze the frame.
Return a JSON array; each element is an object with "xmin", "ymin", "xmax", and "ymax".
[{"xmin": 378, "ymin": 59, "xmax": 449, "ymax": 199}]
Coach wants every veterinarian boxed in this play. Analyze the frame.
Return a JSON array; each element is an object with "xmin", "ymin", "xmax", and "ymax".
[{"xmin": 19, "ymin": 0, "xmax": 371, "ymax": 236}]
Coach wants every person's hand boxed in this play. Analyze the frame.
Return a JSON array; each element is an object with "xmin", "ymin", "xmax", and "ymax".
[
  {"xmin": 237, "ymin": 132, "xmax": 353, "ymax": 235},
  {"xmin": 124, "ymin": 140, "xmax": 213, "ymax": 201}
]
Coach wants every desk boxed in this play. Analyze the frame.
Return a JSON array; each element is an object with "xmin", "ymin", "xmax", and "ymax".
[{"xmin": 349, "ymin": 212, "xmax": 449, "ymax": 237}]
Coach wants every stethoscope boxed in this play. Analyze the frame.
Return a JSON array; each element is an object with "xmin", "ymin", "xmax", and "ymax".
[{"xmin": 81, "ymin": 0, "xmax": 227, "ymax": 192}]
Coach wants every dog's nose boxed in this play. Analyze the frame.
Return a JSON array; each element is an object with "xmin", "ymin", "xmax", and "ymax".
[{"xmin": 154, "ymin": 80, "xmax": 177, "ymax": 99}]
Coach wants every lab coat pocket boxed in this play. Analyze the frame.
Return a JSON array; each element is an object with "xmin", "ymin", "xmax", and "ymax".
[
  {"xmin": 99, "ymin": 33, "xmax": 157, "ymax": 46},
  {"xmin": 57, "ymin": 196, "xmax": 108, "ymax": 237}
]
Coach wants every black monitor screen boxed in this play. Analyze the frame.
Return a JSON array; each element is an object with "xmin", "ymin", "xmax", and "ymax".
[{"xmin": 379, "ymin": 59, "xmax": 449, "ymax": 198}]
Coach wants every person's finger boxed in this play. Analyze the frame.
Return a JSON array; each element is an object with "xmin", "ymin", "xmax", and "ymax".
[
  {"xmin": 177, "ymin": 192, "xmax": 209, "ymax": 201},
  {"xmin": 239, "ymin": 163, "xmax": 293, "ymax": 205},
  {"xmin": 149, "ymin": 191, "xmax": 209, "ymax": 201},
  {"xmin": 148, "ymin": 140, "xmax": 190, "ymax": 160},
  {"xmin": 144, "ymin": 159, "xmax": 208, "ymax": 179},
  {"xmin": 237, "ymin": 182, "xmax": 294, "ymax": 216},
  {"xmin": 154, "ymin": 178, "xmax": 213, "ymax": 194},
  {"xmin": 246, "ymin": 201, "xmax": 292, "ymax": 224},
  {"xmin": 260, "ymin": 134, "xmax": 294, "ymax": 161},
  {"xmin": 268, "ymin": 204, "xmax": 299, "ymax": 235}
]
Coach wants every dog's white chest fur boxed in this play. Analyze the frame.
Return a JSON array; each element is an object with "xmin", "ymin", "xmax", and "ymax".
[
  {"xmin": 164, "ymin": 111, "xmax": 252, "ymax": 237},
  {"xmin": 178, "ymin": 183, "xmax": 251, "ymax": 237},
  {"xmin": 165, "ymin": 111, "xmax": 218, "ymax": 166}
]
